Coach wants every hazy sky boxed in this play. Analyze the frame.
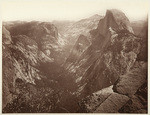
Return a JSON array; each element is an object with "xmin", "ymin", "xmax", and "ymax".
[{"xmin": 1, "ymin": 0, "xmax": 149, "ymax": 21}]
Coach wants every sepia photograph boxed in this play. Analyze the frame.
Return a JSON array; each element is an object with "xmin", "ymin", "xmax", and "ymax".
[{"xmin": 1, "ymin": 0, "xmax": 149, "ymax": 113}]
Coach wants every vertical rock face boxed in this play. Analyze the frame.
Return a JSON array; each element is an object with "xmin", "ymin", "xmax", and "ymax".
[
  {"xmin": 113, "ymin": 61, "xmax": 147, "ymax": 96},
  {"xmin": 65, "ymin": 9, "xmax": 139, "ymax": 98},
  {"xmin": 2, "ymin": 9, "xmax": 147, "ymax": 113},
  {"xmin": 96, "ymin": 9, "xmax": 133, "ymax": 38},
  {"xmin": 2, "ymin": 22, "xmax": 65, "ymax": 110},
  {"xmin": 65, "ymin": 35, "xmax": 90, "ymax": 65},
  {"xmin": 52, "ymin": 14, "xmax": 103, "ymax": 60},
  {"xmin": 2, "ymin": 28, "xmax": 15, "ymax": 109},
  {"xmin": 6, "ymin": 21, "xmax": 63, "ymax": 61},
  {"xmin": 2, "ymin": 26, "xmax": 12, "ymax": 44},
  {"xmin": 76, "ymin": 9, "xmax": 147, "ymax": 113}
]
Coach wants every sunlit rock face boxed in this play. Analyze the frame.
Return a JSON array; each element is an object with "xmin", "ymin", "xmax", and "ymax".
[
  {"xmin": 53, "ymin": 14, "xmax": 103, "ymax": 45},
  {"xmin": 2, "ymin": 21, "xmax": 80, "ymax": 113},
  {"xmin": 5, "ymin": 21, "xmax": 66, "ymax": 63},
  {"xmin": 2, "ymin": 9, "xmax": 147, "ymax": 113},
  {"xmin": 2, "ymin": 26, "xmax": 12, "ymax": 45},
  {"xmin": 2, "ymin": 22, "xmax": 62, "ymax": 110},
  {"xmin": 64, "ymin": 35, "xmax": 90, "ymax": 68},
  {"xmin": 64, "ymin": 9, "xmax": 139, "ymax": 97},
  {"xmin": 95, "ymin": 9, "xmax": 133, "ymax": 38},
  {"xmin": 75, "ymin": 10, "xmax": 147, "ymax": 113}
]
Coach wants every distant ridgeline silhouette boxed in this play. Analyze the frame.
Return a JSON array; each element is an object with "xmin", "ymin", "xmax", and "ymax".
[{"xmin": 2, "ymin": 9, "xmax": 148, "ymax": 113}]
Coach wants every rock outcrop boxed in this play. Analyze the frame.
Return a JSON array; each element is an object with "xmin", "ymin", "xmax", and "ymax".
[
  {"xmin": 65, "ymin": 9, "xmax": 140, "ymax": 97},
  {"xmin": 78, "ymin": 61, "xmax": 147, "ymax": 113},
  {"xmin": 74, "ymin": 9, "xmax": 147, "ymax": 113},
  {"xmin": 2, "ymin": 9, "xmax": 148, "ymax": 113},
  {"xmin": 2, "ymin": 22, "xmax": 64, "ymax": 110},
  {"xmin": 96, "ymin": 9, "xmax": 133, "ymax": 38},
  {"xmin": 53, "ymin": 14, "xmax": 103, "ymax": 56},
  {"xmin": 94, "ymin": 93, "xmax": 129, "ymax": 113},
  {"xmin": 78, "ymin": 86, "xmax": 113, "ymax": 112},
  {"xmin": 2, "ymin": 26, "xmax": 12, "ymax": 44},
  {"xmin": 113, "ymin": 61, "xmax": 147, "ymax": 96}
]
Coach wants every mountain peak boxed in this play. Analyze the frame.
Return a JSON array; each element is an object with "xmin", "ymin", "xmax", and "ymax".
[
  {"xmin": 97, "ymin": 9, "xmax": 133, "ymax": 37},
  {"xmin": 106, "ymin": 9, "xmax": 133, "ymax": 33},
  {"xmin": 106, "ymin": 9, "xmax": 124, "ymax": 15},
  {"xmin": 88, "ymin": 14, "xmax": 102, "ymax": 19}
]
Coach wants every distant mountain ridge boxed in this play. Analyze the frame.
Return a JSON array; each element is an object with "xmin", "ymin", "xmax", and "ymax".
[
  {"xmin": 52, "ymin": 14, "xmax": 103, "ymax": 45},
  {"xmin": 2, "ymin": 9, "xmax": 148, "ymax": 113},
  {"xmin": 64, "ymin": 9, "xmax": 147, "ymax": 113}
]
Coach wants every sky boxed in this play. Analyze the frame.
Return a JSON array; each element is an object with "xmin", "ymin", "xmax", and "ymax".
[{"xmin": 0, "ymin": 0, "xmax": 149, "ymax": 21}]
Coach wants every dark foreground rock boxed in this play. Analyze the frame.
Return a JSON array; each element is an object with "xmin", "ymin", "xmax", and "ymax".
[
  {"xmin": 94, "ymin": 93, "xmax": 129, "ymax": 113},
  {"xmin": 113, "ymin": 61, "xmax": 147, "ymax": 96},
  {"xmin": 2, "ymin": 9, "xmax": 148, "ymax": 113}
]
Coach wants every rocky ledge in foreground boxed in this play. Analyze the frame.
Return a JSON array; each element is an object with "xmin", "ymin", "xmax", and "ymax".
[
  {"xmin": 78, "ymin": 61, "xmax": 147, "ymax": 113},
  {"xmin": 77, "ymin": 9, "xmax": 147, "ymax": 113}
]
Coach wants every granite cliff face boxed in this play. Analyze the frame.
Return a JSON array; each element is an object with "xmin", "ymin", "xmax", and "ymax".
[
  {"xmin": 51, "ymin": 15, "xmax": 103, "ymax": 63},
  {"xmin": 65, "ymin": 35, "xmax": 90, "ymax": 63},
  {"xmin": 64, "ymin": 9, "xmax": 139, "ymax": 95},
  {"xmin": 96, "ymin": 9, "xmax": 133, "ymax": 37},
  {"xmin": 2, "ymin": 22, "xmax": 74, "ymax": 112},
  {"xmin": 2, "ymin": 9, "xmax": 148, "ymax": 113},
  {"xmin": 2, "ymin": 22, "xmax": 56, "ymax": 109},
  {"xmin": 63, "ymin": 9, "xmax": 147, "ymax": 113}
]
